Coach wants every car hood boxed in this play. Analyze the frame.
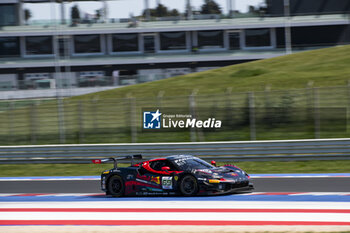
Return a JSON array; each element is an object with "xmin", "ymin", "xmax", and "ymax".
[{"xmin": 194, "ymin": 166, "xmax": 248, "ymax": 179}]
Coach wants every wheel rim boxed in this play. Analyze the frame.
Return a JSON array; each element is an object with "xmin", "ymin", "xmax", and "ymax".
[
  {"xmin": 111, "ymin": 178, "xmax": 122, "ymax": 194},
  {"xmin": 182, "ymin": 177, "xmax": 195, "ymax": 194}
]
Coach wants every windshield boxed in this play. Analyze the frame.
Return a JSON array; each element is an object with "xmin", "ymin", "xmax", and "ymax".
[{"xmin": 172, "ymin": 157, "xmax": 215, "ymax": 170}]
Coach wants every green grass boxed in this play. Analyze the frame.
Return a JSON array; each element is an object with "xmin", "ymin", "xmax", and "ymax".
[
  {"xmin": 1, "ymin": 160, "xmax": 350, "ymax": 177},
  {"xmin": 2, "ymin": 45, "xmax": 350, "ymax": 145},
  {"xmin": 75, "ymin": 45, "xmax": 350, "ymax": 99}
]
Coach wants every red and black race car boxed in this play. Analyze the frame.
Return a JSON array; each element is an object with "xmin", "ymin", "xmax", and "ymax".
[{"xmin": 93, "ymin": 154, "xmax": 253, "ymax": 197}]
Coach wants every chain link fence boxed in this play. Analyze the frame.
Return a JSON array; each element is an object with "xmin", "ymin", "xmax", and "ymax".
[{"xmin": 0, "ymin": 85, "xmax": 349, "ymax": 145}]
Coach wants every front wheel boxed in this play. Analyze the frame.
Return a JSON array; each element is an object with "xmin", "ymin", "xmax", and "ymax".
[
  {"xmin": 108, "ymin": 175, "xmax": 125, "ymax": 197},
  {"xmin": 179, "ymin": 175, "xmax": 198, "ymax": 196}
]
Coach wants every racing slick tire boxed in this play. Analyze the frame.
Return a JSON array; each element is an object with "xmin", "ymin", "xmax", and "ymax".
[
  {"xmin": 179, "ymin": 175, "xmax": 198, "ymax": 196},
  {"xmin": 108, "ymin": 175, "xmax": 125, "ymax": 197}
]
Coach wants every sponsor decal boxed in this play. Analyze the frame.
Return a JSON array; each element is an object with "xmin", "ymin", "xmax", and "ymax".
[
  {"xmin": 136, "ymin": 178, "xmax": 155, "ymax": 185},
  {"xmin": 162, "ymin": 177, "xmax": 173, "ymax": 189},
  {"xmin": 174, "ymin": 156, "xmax": 192, "ymax": 166},
  {"xmin": 150, "ymin": 176, "xmax": 160, "ymax": 185},
  {"xmin": 174, "ymin": 176, "xmax": 179, "ymax": 181},
  {"xmin": 208, "ymin": 179, "xmax": 220, "ymax": 184},
  {"xmin": 136, "ymin": 174, "xmax": 151, "ymax": 181},
  {"xmin": 196, "ymin": 169, "xmax": 213, "ymax": 174},
  {"xmin": 146, "ymin": 187, "xmax": 163, "ymax": 192},
  {"xmin": 102, "ymin": 171, "xmax": 110, "ymax": 174},
  {"xmin": 126, "ymin": 174, "xmax": 134, "ymax": 180}
]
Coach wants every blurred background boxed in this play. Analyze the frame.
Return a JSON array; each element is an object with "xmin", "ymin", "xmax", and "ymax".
[{"xmin": 0, "ymin": 0, "xmax": 350, "ymax": 145}]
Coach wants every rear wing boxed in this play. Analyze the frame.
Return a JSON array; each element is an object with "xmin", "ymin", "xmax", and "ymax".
[{"xmin": 92, "ymin": 154, "xmax": 142, "ymax": 169}]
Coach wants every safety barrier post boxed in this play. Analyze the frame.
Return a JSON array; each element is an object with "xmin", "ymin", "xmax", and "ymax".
[
  {"xmin": 57, "ymin": 97, "xmax": 66, "ymax": 144},
  {"xmin": 30, "ymin": 103, "xmax": 38, "ymax": 144},
  {"xmin": 92, "ymin": 97, "xmax": 99, "ymax": 131},
  {"xmin": 314, "ymin": 88, "xmax": 320, "ymax": 139},
  {"xmin": 249, "ymin": 92, "xmax": 256, "ymax": 140},
  {"xmin": 130, "ymin": 98, "xmax": 137, "ymax": 143},
  {"xmin": 78, "ymin": 101, "xmax": 84, "ymax": 143},
  {"xmin": 189, "ymin": 89, "xmax": 198, "ymax": 142},
  {"xmin": 7, "ymin": 102, "xmax": 15, "ymax": 144}
]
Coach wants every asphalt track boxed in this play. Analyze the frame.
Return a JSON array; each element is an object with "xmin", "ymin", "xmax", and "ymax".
[{"xmin": 1, "ymin": 177, "xmax": 350, "ymax": 193}]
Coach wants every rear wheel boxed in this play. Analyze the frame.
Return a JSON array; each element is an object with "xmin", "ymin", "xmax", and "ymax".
[
  {"xmin": 179, "ymin": 175, "xmax": 198, "ymax": 196},
  {"xmin": 108, "ymin": 175, "xmax": 125, "ymax": 197}
]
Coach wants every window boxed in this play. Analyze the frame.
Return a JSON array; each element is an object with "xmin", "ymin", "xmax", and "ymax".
[
  {"xmin": 143, "ymin": 35, "xmax": 155, "ymax": 53},
  {"xmin": 173, "ymin": 158, "xmax": 215, "ymax": 170},
  {"xmin": 0, "ymin": 4, "xmax": 17, "ymax": 26},
  {"xmin": 160, "ymin": 32, "xmax": 187, "ymax": 50},
  {"xmin": 245, "ymin": 29, "xmax": 271, "ymax": 47},
  {"xmin": 0, "ymin": 37, "xmax": 20, "ymax": 57},
  {"xmin": 197, "ymin": 30, "xmax": 223, "ymax": 49},
  {"xmin": 25, "ymin": 36, "xmax": 53, "ymax": 55},
  {"xmin": 228, "ymin": 32, "xmax": 240, "ymax": 50},
  {"xmin": 112, "ymin": 34, "xmax": 139, "ymax": 52},
  {"xmin": 149, "ymin": 160, "xmax": 177, "ymax": 171},
  {"xmin": 74, "ymin": 35, "xmax": 101, "ymax": 53}
]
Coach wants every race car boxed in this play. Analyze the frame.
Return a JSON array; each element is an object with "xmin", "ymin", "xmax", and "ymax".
[{"xmin": 92, "ymin": 154, "xmax": 253, "ymax": 197}]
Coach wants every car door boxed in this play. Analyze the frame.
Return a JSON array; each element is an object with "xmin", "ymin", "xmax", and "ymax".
[{"xmin": 139, "ymin": 159, "xmax": 178, "ymax": 192}]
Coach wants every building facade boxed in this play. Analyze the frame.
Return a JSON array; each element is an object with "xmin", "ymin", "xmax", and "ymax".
[
  {"xmin": 0, "ymin": 0, "xmax": 350, "ymax": 94},
  {"xmin": 267, "ymin": 0, "xmax": 350, "ymax": 16}
]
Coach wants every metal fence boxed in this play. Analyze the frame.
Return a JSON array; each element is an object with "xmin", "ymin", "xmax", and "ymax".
[
  {"xmin": 0, "ymin": 138, "xmax": 350, "ymax": 164},
  {"xmin": 0, "ymin": 85, "xmax": 349, "ymax": 146}
]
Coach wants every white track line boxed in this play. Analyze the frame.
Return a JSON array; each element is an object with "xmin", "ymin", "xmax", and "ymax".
[
  {"xmin": 1, "ymin": 201, "xmax": 350, "ymax": 209},
  {"xmin": 1, "ymin": 212, "xmax": 349, "ymax": 222}
]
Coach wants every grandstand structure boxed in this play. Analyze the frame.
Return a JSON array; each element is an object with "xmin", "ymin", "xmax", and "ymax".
[{"xmin": 0, "ymin": 0, "xmax": 349, "ymax": 97}]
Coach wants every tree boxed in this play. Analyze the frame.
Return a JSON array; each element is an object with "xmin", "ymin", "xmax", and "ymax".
[
  {"xmin": 155, "ymin": 4, "xmax": 168, "ymax": 17},
  {"xmin": 95, "ymin": 9, "xmax": 102, "ymax": 21},
  {"xmin": 169, "ymin": 9, "xmax": 180, "ymax": 17},
  {"xmin": 24, "ymin": 9, "xmax": 32, "ymax": 24},
  {"xmin": 200, "ymin": 0, "xmax": 222, "ymax": 15},
  {"xmin": 142, "ymin": 4, "xmax": 179, "ymax": 18},
  {"xmin": 71, "ymin": 5, "xmax": 81, "ymax": 24},
  {"xmin": 248, "ymin": 5, "xmax": 266, "ymax": 16},
  {"xmin": 248, "ymin": 5, "xmax": 257, "ymax": 14}
]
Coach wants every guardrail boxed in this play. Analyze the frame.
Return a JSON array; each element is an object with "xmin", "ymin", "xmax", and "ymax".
[{"xmin": 0, "ymin": 138, "xmax": 350, "ymax": 164}]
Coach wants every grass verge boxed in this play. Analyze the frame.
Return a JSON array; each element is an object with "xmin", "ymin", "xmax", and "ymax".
[
  {"xmin": 76, "ymin": 44, "xmax": 350, "ymax": 99},
  {"xmin": 1, "ymin": 45, "xmax": 350, "ymax": 145},
  {"xmin": 1, "ymin": 160, "xmax": 349, "ymax": 177}
]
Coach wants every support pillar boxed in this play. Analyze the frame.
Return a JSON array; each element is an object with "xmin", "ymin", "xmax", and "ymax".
[
  {"xmin": 227, "ymin": 0, "xmax": 232, "ymax": 17},
  {"xmin": 102, "ymin": 0, "xmax": 108, "ymax": 23},
  {"xmin": 186, "ymin": 0, "xmax": 192, "ymax": 20},
  {"xmin": 284, "ymin": 0, "xmax": 292, "ymax": 54},
  {"xmin": 60, "ymin": 1, "xmax": 66, "ymax": 24},
  {"xmin": 144, "ymin": 0, "xmax": 150, "ymax": 21},
  {"xmin": 18, "ymin": 0, "xmax": 24, "ymax": 26}
]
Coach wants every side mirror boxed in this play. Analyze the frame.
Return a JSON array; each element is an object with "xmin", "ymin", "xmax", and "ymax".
[
  {"xmin": 161, "ymin": 166, "xmax": 170, "ymax": 171},
  {"xmin": 211, "ymin": 160, "xmax": 216, "ymax": 167}
]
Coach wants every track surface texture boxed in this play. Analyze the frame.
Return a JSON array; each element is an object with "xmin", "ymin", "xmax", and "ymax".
[
  {"xmin": 1, "ymin": 177, "xmax": 350, "ymax": 193},
  {"xmin": 1, "ymin": 174, "xmax": 350, "ymax": 231}
]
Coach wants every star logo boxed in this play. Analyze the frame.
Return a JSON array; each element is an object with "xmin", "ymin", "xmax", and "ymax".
[
  {"xmin": 143, "ymin": 109, "xmax": 162, "ymax": 129},
  {"xmin": 151, "ymin": 109, "xmax": 162, "ymax": 122}
]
